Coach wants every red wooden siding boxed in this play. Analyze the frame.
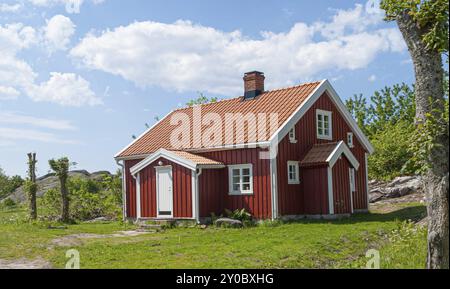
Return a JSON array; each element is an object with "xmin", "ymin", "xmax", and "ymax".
[
  {"xmin": 277, "ymin": 91, "xmax": 368, "ymax": 216},
  {"xmin": 302, "ymin": 166, "xmax": 329, "ymax": 215},
  {"xmin": 124, "ymin": 159, "xmax": 143, "ymax": 218},
  {"xmin": 332, "ymin": 157, "xmax": 352, "ymax": 214},
  {"xmin": 199, "ymin": 148, "xmax": 272, "ymax": 219},
  {"xmin": 125, "ymin": 157, "xmax": 192, "ymax": 219}
]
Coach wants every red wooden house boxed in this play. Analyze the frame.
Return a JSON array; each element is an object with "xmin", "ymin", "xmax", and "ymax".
[{"xmin": 115, "ymin": 71, "xmax": 374, "ymax": 222}]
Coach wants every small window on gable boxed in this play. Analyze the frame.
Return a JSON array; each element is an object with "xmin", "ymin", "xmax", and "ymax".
[
  {"xmin": 287, "ymin": 161, "xmax": 300, "ymax": 185},
  {"xmin": 347, "ymin": 132, "xmax": 354, "ymax": 148},
  {"xmin": 229, "ymin": 164, "xmax": 253, "ymax": 195},
  {"xmin": 316, "ymin": 110, "xmax": 332, "ymax": 140},
  {"xmin": 289, "ymin": 128, "xmax": 297, "ymax": 143}
]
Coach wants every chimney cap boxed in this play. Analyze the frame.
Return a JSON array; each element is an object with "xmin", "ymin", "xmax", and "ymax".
[{"xmin": 244, "ymin": 71, "xmax": 264, "ymax": 76}]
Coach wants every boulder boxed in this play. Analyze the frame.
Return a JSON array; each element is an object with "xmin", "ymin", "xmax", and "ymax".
[
  {"xmin": 215, "ymin": 218, "xmax": 243, "ymax": 228},
  {"xmin": 368, "ymin": 175, "xmax": 424, "ymax": 204},
  {"xmin": 369, "ymin": 191, "xmax": 384, "ymax": 203}
]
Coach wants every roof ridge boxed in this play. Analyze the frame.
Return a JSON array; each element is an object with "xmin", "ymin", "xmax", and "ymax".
[{"xmin": 172, "ymin": 80, "xmax": 322, "ymax": 112}]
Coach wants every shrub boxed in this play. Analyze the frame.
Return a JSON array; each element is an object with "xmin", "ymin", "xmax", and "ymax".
[
  {"xmin": 368, "ymin": 120, "xmax": 420, "ymax": 180},
  {"xmin": 39, "ymin": 174, "xmax": 122, "ymax": 221},
  {"xmin": 0, "ymin": 198, "xmax": 17, "ymax": 210},
  {"xmin": 224, "ymin": 208, "xmax": 252, "ymax": 222}
]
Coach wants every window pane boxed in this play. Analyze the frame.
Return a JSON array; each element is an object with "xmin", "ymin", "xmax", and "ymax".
[
  {"xmin": 233, "ymin": 176, "xmax": 240, "ymax": 184},
  {"xmin": 324, "ymin": 129, "xmax": 329, "ymax": 136},
  {"xmin": 242, "ymin": 183, "xmax": 251, "ymax": 191},
  {"xmin": 243, "ymin": 176, "xmax": 250, "ymax": 183},
  {"xmin": 318, "ymin": 115, "xmax": 322, "ymax": 121},
  {"xmin": 232, "ymin": 169, "xmax": 240, "ymax": 177},
  {"xmin": 233, "ymin": 184, "xmax": 240, "ymax": 191},
  {"xmin": 242, "ymin": 168, "xmax": 250, "ymax": 175},
  {"xmin": 318, "ymin": 128, "xmax": 323, "ymax": 135},
  {"xmin": 324, "ymin": 115, "xmax": 329, "ymax": 122}
]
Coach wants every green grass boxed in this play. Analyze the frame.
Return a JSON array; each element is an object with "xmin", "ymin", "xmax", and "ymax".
[{"xmin": 0, "ymin": 203, "xmax": 427, "ymax": 269}]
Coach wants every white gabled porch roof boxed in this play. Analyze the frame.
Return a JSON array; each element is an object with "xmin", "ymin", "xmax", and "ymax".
[{"xmin": 130, "ymin": 148, "xmax": 225, "ymax": 176}]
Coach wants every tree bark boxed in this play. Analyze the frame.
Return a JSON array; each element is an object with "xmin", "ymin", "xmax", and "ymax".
[
  {"xmin": 27, "ymin": 153, "xmax": 37, "ymax": 220},
  {"xmin": 60, "ymin": 177, "xmax": 70, "ymax": 222},
  {"xmin": 396, "ymin": 11, "xmax": 449, "ymax": 269}
]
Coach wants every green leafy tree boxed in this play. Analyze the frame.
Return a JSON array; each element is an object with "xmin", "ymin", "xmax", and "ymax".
[
  {"xmin": 0, "ymin": 167, "xmax": 24, "ymax": 200},
  {"xmin": 346, "ymin": 83, "xmax": 418, "ymax": 180},
  {"xmin": 48, "ymin": 157, "xmax": 71, "ymax": 223},
  {"xmin": 186, "ymin": 93, "xmax": 218, "ymax": 107},
  {"xmin": 381, "ymin": 0, "xmax": 449, "ymax": 269}
]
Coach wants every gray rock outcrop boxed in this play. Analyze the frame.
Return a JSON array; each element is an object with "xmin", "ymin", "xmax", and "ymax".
[
  {"xmin": 3, "ymin": 170, "xmax": 112, "ymax": 203},
  {"xmin": 369, "ymin": 176, "xmax": 424, "ymax": 204}
]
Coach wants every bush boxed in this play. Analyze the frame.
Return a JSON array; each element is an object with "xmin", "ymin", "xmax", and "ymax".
[
  {"xmin": 368, "ymin": 121, "xmax": 420, "ymax": 180},
  {"xmin": 224, "ymin": 208, "xmax": 252, "ymax": 222},
  {"xmin": 39, "ymin": 174, "xmax": 122, "ymax": 221},
  {"xmin": 0, "ymin": 198, "xmax": 17, "ymax": 210}
]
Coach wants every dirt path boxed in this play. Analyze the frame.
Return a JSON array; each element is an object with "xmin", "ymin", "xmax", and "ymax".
[
  {"xmin": 51, "ymin": 230, "xmax": 151, "ymax": 247},
  {"xmin": 0, "ymin": 258, "xmax": 52, "ymax": 269}
]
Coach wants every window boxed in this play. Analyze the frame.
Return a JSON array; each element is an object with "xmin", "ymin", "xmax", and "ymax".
[
  {"xmin": 289, "ymin": 128, "xmax": 297, "ymax": 143},
  {"xmin": 287, "ymin": 161, "xmax": 300, "ymax": 184},
  {"xmin": 349, "ymin": 168, "xmax": 356, "ymax": 192},
  {"xmin": 316, "ymin": 110, "xmax": 332, "ymax": 140},
  {"xmin": 347, "ymin": 132, "xmax": 354, "ymax": 148},
  {"xmin": 229, "ymin": 164, "xmax": 253, "ymax": 195}
]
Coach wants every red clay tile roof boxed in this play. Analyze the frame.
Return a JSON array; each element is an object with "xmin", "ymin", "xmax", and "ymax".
[
  {"xmin": 300, "ymin": 142, "xmax": 339, "ymax": 167},
  {"xmin": 117, "ymin": 81, "xmax": 322, "ymax": 158},
  {"xmin": 168, "ymin": 150, "xmax": 224, "ymax": 166}
]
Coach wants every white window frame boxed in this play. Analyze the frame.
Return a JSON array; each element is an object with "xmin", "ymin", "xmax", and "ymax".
[
  {"xmin": 289, "ymin": 127, "xmax": 297, "ymax": 143},
  {"xmin": 316, "ymin": 109, "xmax": 333, "ymax": 140},
  {"xmin": 228, "ymin": 164, "xmax": 253, "ymax": 195},
  {"xmin": 347, "ymin": 132, "xmax": 354, "ymax": 148},
  {"xmin": 287, "ymin": 161, "xmax": 300, "ymax": 185},
  {"xmin": 349, "ymin": 168, "xmax": 356, "ymax": 193}
]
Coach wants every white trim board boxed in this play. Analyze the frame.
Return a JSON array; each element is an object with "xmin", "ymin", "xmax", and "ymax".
[
  {"xmin": 129, "ymin": 148, "xmax": 225, "ymax": 176},
  {"xmin": 114, "ymin": 110, "xmax": 174, "ymax": 158},
  {"xmin": 269, "ymin": 79, "xmax": 374, "ymax": 154},
  {"xmin": 326, "ymin": 141, "xmax": 360, "ymax": 170}
]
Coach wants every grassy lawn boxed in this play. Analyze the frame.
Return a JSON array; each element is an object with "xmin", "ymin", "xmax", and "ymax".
[{"xmin": 0, "ymin": 203, "xmax": 427, "ymax": 269}]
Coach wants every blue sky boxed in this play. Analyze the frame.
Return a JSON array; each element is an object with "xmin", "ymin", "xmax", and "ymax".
[{"xmin": 0, "ymin": 0, "xmax": 414, "ymax": 177}]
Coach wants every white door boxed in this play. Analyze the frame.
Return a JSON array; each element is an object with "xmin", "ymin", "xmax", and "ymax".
[{"xmin": 157, "ymin": 167, "xmax": 173, "ymax": 218}]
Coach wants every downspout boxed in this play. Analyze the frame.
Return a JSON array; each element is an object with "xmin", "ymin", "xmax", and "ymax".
[
  {"xmin": 195, "ymin": 168, "xmax": 203, "ymax": 224},
  {"xmin": 115, "ymin": 159, "xmax": 127, "ymax": 221}
]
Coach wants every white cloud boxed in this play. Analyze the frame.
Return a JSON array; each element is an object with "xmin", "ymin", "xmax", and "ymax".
[
  {"xmin": 26, "ymin": 72, "xmax": 102, "ymax": 106},
  {"xmin": 0, "ymin": 111, "xmax": 77, "ymax": 130},
  {"xmin": 0, "ymin": 3, "xmax": 22, "ymax": 13},
  {"xmin": 43, "ymin": 15, "xmax": 76, "ymax": 52},
  {"xmin": 368, "ymin": 74, "xmax": 377, "ymax": 82},
  {"xmin": 0, "ymin": 23, "xmax": 37, "ymax": 54},
  {"xmin": 0, "ymin": 86, "xmax": 20, "ymax": 100},
  {"xmin": 0, "ymin": 23, "xmax": 38, "ymax": 97},
  {"xmin": 71, "ymin": 4, "xmax": 406, "ymax": 95},
  {"xmin": 0, "ymin": 21, "xmax": 100, "ymax": 107},
  {"xmin": 0, "ymin": 127, "xmax": 78, "ymax": 144},
  {"xmin": 28, "ymin": 0, "xmax": 105, "ymax": 14}
]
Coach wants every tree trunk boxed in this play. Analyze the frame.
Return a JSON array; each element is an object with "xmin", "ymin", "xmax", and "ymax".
[
  {"xmin": 60, "ymin": 177, "xmax": 70, "ymax": 222},
  {"xmin": 396, "ymin": 11, "xmax": 449, "ymax": 269},
  {"xmin": 27, "ymin": 153, "xmax": 37, "ymax": 220}
]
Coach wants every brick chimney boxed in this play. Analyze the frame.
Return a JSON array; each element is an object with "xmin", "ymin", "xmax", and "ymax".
[{"xmin": 243, "ymin": 71, "xmax": 265, "ymax": 100}]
